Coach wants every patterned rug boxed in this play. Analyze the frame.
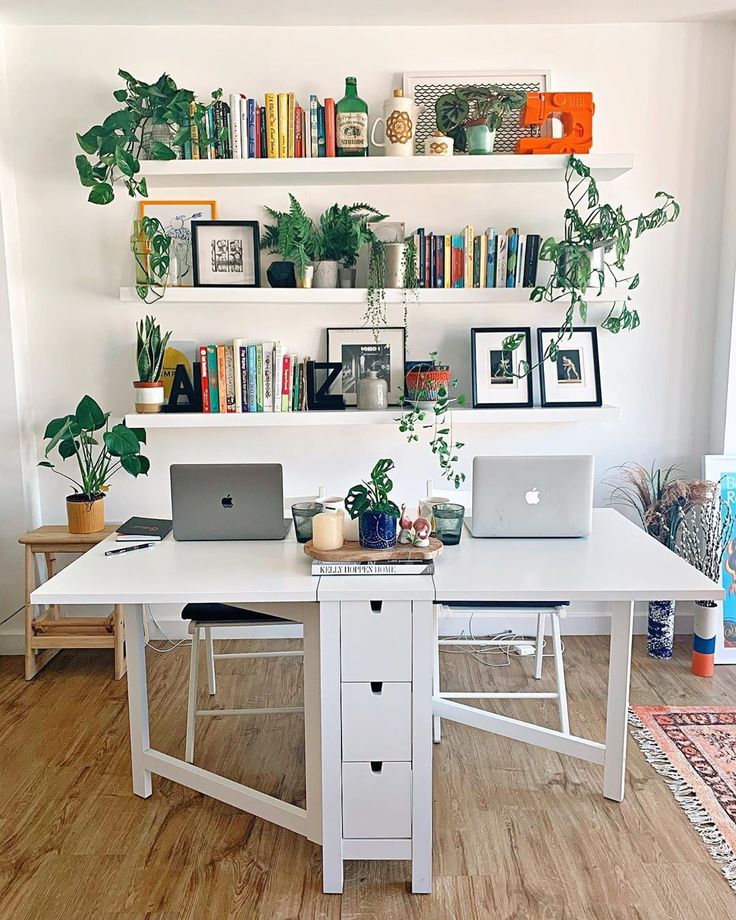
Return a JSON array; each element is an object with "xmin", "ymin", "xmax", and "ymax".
[{"xmin": 629, "ymin": 706, "xmax": 736, "ymax": 893}]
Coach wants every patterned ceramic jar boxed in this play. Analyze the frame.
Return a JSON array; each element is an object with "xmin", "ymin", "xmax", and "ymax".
[
  {"xmin": 424, "ymin": 130, "xmax": 454, "ymax": 156},
  {"xmin": 359, "ymin": 511, "xmax": 398, "ymax": 549}
]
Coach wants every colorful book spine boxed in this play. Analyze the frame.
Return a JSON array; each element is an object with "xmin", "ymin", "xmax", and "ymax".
[
  {"xmin": 247, "ymin": 98, "xmax": 257, "ymax": 158},
  {"xmin": 265, "ymin": 93, "xmax": 278, "ymax": 158},
  {"xmin": 229, "ymin": 94, "xmax": 242, "ymax": 159},
  {"xmin": 282, "ymin": 354, "xmax": 292, "ymax": 411},
  {"xmin": 451, "ymin": 234, "xmax": 464, "ymax": 288},
  {"xmin": 259, "ymin": 106, "xmax": 267, "ymax": 157},
  {"xmin": 479, "ymin": 233, "xmax": 488, "ymax": 288},
  {"xmin": 415, "ymin": 228, "xmax": 425, "ymax": 287},
  {"xmin": 464, "ymin": 225, "xmax": 474, "ymax": 288},
  {"xmin": 309, "ymin": 95, "xmax": 319, "ymax": 157},
  {"xmin": 247, "ymin": 345, "xmax": 258, "ymax": 412},
  {"xmin": 262, "ymin": 341, "xmax": 274, "ymax": 411},
  {"xmin": 290, "ymin": 354, "xmax": 298, "ymax": 410},
  {"xmin": 295, "ymin": 104, "xmax": 303, "ymax": 157},
  {"xmin": 277, "ymin": 93, "xmax": 288, "ymax": 158},
  {"xmin": 486, "ymin": 229, "xmax": 497, "ymax": 287},
  {"xmin": 496, "ymin": 234, "xmax": 508, "ymax": 288},
  {"xmin": 206, "ymin": 345, "xmax": 219, "ymax": 412},
  {"xmin": 238, "ymin": 344, "xmax": 248, "ymax": 411},
  {"xmin": 216, "ymin": 345, "xmax": 227, "ymax": 412},
  {"xmin": 523, "ymin": 234, "xmax": 541, "ymax": 287},
  {"xmin": 506, "ymin": 228, "xmax": 518, "ymax": 287},
  {"xmin": 214, "ymin": 100, "xmax": 231, "ymax": 158},
  {"xmin": 224, "ymin": 345, "xmax": 236, "ymax": 413},
  {"xmin": 435, "ymin": 235, "xmax": 444, "ymax": 288},
  {"xmin": 317, "ymin": 104, "xmax": 326, "ymax": 157},
  {"xmin": 239, "ymin": 96, "xmax": 249, "ymax": 160},
  {"xmin": 232, "ymin": 339, "xmax": 245, "ymax": 412},
  {"xmin": 324, "ymin": 98, "xmax": 336, "ymax": 157},
  {"xmin": 206, "ymin": 106, "xmax": 216, "ymax": 159},
  {"xmin": 255, "ymin": 345, "xmax": 264, "ymax": 411},
  {"xmin": 443, "ymin": 235, "xmax": 452, "ymax": 288},
  {"xmin": 472, "ymin": 236, "xmax": 481, "ymax": 288},
  {"xmin": 515, "ymin": 234, "xmax": 526, "ymax": 288},
  {"xmin": 273, "ymin": 342, "xmax": 284, "ymax": 412},
  {"xmin": 189, "ymin": 101, "xmax": 200, "ymax": 160},
  {"xmin": 287, "ymin": 92, "xmax": 295, "ymax": 157},
  {"xmin": 199, "ymin": 345, "xmax": 210, "ymax": 412}
]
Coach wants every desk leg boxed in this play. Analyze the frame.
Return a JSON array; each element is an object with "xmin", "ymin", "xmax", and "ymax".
[
  {"xmin": 302, "ymin": 604, "xmax": 322, "ymax": 846},
  {"xmin": 603, "ymin": 601, "xmax": 634, "ymax": 802},
  {"xmin": 412, "ymin": 600, "xmax": 433, "ymax": 894},
  {"xmin": 124, "ymin": 604, "xmax": 152, "ymax": 798},
  {"xmin": 319, "ymin": 601, "xmax": 343, "ymax": 894}
]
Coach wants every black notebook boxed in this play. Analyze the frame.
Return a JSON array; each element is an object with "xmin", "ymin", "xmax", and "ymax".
[{"xmin": 116, "ymin": 517, "xmax": 173, "ymax": 542}]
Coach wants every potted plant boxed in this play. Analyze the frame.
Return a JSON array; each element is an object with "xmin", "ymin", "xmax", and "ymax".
[
  {"xmin": 39, "ymin": 395, "xmax": 149, "ymax": 534},
  {"xmin": 366, "ymin": 235, "xmax": 418, "ymax": 329},
  {"xmin": 435, "ymin": 85, "xmax": 526, "ymax": 155},
  {"xmin": 131, "ymin": 216, "xmax": 172, "ymax": 304},
  {"xmin": 261, "ymin": 194, "xmax": 319, "ymax": 288},
  {"xmin": 345, "ymin": 459, "xmax": 401, "ymax": 549},
  {"xmin": 314, "ymin": 203, "xmax": 387, "ymax": 288},
  {"xmin": 134, "ymin": 315, "xmax": 172, "ymax": 413}
]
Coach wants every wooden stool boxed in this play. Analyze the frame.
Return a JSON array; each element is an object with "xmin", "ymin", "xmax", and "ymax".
[{"xmin": 19, "ymin": 525, "xmax": 125, "ymax": 681}]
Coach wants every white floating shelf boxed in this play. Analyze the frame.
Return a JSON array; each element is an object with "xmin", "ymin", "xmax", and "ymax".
[
  {"xmin": 139, "ymin": 153, "xmax": 634, "ymax": 188},
  {"xmin": 125, "ymin": 406, "xmax": 620, "ymax": 429}
]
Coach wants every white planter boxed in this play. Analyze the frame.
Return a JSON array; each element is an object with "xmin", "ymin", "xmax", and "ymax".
[
  {"xmin": 313, "ymin": 260, "xmax": 339, "ymax": 288},
  {"xmin": 134, "ymin": 380, "xmax": 165, "ymax": 414}
]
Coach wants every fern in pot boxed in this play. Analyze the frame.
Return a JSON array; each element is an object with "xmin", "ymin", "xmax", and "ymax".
[
  {"xmin": 261, "ymin": 194, "xmax": 319, "ymax": 288},
  {"xmin": 314, "ymin": 203, "xmax": 387, "ymax": 288},
  {"xmin": 134, "ymin": 315, "xmax": 172, "ymax": 414}
]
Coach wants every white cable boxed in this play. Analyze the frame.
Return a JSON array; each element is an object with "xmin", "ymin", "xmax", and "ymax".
[{"xmin": 143, "ymin": 603, "xmax": 191, "ymax": 653}]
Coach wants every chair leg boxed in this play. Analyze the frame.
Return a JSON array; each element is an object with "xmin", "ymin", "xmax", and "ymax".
[
  {"xmin": 551, "ymin": 611, "xmax": 570, "ymax": 735},
  {"xmin": 113, "ymin": 604, "xmax": 126, "ymax": 680},
  {"xmin": 534, "ymin": 612, "xmax": 545, "ymax": 680},
  {"xmin": 432, "ymin": 604, "xmax": 441, "ymax": 744},
  {"xmin": 204, "ymin": 626, "xmax": 216, "ymax": 695},
  {"xmin": 185, "ymin": 626, "xmax": 201, "ymax": 763}
]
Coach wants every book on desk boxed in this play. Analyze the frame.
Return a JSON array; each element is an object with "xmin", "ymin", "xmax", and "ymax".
[{"xmin": 312, "ymin": 560, "xmax": 435, "ymax": 576}]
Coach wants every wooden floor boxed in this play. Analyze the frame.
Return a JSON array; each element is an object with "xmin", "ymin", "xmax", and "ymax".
[{"xmin": 1, "ymin": 634, "xmax": 735, "ymax": 920}]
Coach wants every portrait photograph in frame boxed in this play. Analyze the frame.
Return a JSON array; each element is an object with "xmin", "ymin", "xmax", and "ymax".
[
  {"xmin": 326, "ymin": 326, "xmax": 406, "ymax": 407},
  {"xmin": 191, "ymin": 220, "xmax": 261, "ymax": 288},
  {"xmin": 537, "ymin": 327, "xmax": 602, "ymax": 408},
  {"xmin": 138, "ymin": 199, "xmax": 217, "ymax": 286},
  {"xmin": 703, "ymin": 454, "xmax": 736, "ymax": 664},
  {"xmin": 471, "ymin": 327, "xmax": 533, "ymax": 408}
]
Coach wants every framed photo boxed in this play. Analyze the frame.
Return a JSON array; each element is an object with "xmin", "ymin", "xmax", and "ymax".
[
  {"xmin": 471, "ymin": 327, "xmax": 533, "ymax": 408},
  {"xmin": 326, "ymin": 327, "xmax": 406, "ymax": 407},
  {"xmin": 138, "ymin": 200, "xmax": 216, "ymax": 286},
  {"xmin": 703, "ymin": 455, "xmax": 736, "ymax": 664},
  {"xmin": 537, "ymin": 327, "xmax": 602, "ymax": 407},
  {"xmin": 191, "ymin": 220, "xmax": 261, "ymax": 288}
]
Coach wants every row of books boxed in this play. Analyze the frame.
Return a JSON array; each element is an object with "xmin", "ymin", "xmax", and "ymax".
[
  {"xmin": 412, "ymin": 227, "xmax": 541, "ymax": 289},
  {"xmin": 182, "ymin": 93, "xmax": 337, "ymax": 160},
  {"xmin": 199, "ymin": 342, "xmax": 308, "ymax": 413}
]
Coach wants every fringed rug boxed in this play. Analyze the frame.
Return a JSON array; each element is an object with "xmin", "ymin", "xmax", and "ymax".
[{"xmin": 629, "ymin": 706, "xmax": 736, "ymax": 893}]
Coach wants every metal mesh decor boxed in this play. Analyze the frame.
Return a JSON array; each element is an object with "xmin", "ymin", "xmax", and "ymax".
[{"xmin": 403, "ymin": 72, "xmax": 548, "ymax": 155}]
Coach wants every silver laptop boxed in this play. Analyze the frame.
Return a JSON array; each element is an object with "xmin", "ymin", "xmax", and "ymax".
[
  {"xmin": 171, "ymin": 463, "xmax": 292, "ymax": 541},
  {"xmin": 468, "ymin": 455, "xmax": 594, "ymax": 538}
]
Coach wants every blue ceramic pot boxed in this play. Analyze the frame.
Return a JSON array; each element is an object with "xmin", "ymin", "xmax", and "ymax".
[
  {"xmin": 359, "ymin": 511, "xmax": 397, "ymax": 550},
  {"xmin": 647, "ymin": 600, "xmax": 675, "ymax": 659}
]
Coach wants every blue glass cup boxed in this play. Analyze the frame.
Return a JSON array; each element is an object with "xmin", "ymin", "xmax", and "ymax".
[
  {"xmin": 433, "ymin": 503, "xmax": 465, "ymax": 545},
  {"xmin": 291, "ymin": 502, "xmax": 324, "ymax": 544}
]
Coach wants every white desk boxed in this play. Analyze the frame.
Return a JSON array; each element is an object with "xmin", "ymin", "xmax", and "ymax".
[{"xmin": 32, "ymin": 509, "xmax": 720, "ymax": 895}]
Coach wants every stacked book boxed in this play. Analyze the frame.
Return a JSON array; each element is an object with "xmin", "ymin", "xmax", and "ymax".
[
  {"xmin": 198, "ymin": 342, "xmax": 308, "ymax": 413},
  {"xmin": 312, "ymin": 558, "xmax": 436, "ymax": 576},
  {"xmin": 412, "ymin": 226, "xmax": 541, "ymax": 289}
]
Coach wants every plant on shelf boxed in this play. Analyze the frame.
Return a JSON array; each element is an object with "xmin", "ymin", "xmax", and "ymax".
[
  {"xmin": 435, "ymin": 85, "xmax": 526, "ymax": 154},
  {"xmin": 131, "ymin": 216, "xmax": 171, "ymax": 304},
  {"xmin": 345, "ymin": 458, "xmax": 401, "ymax": 549},
  {"xmin": 397, "ymin": 354, "xmax": 467, "ymax": 489},
  {"xmin": 261, "ymin": 193, "xmax": 320, "ymax": 287},
  {"xmin": 314, "ymin": 203, "xmax": 387, "ymax": 288},
  {"xmin": 366, "ymin": 236, "xmax": 418, "ymax": 331},
  {"xmin": 134, "ymin": 315, "xmax": 172, "ymax": 414},
  {"xmin": 39, "ymin": 395, "xmax": 149, "ymax": 535},
  {"xmin": 503, "ymin": 155, "xmax": 681, "ymax": 371}
]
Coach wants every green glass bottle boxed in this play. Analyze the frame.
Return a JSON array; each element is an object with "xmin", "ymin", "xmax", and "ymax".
[{"xmin": 336, "ymin": 76, "xmax": 368, "ymax": 157}]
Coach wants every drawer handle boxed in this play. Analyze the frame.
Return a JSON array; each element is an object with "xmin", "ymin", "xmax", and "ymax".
[
  {"xmin": 370, "ymin": 600, "xmax": 383, "ymax": 613},
  {"xmin": 370, "ymin": 761, "xmax": 383, "ymax": 774},
  {"xmin": 370, "ymin": 681, "xmax": 383, "ymax": 695}
]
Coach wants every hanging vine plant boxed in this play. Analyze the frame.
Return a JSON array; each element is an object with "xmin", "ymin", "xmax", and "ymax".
[{"xmin": 366, "ymin": 237, "xmax": 418, "ymax": 334}]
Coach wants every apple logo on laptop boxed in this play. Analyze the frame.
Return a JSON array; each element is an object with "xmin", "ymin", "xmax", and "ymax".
[
  {"xmin": 221, "ymin": 493, "xmax": 234, "ymax": 510},
  {"xmin": 525, "ymin": 487, "xmax": 541, "ymax": 506}
]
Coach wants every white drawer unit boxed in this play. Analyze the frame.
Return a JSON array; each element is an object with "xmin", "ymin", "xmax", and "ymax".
[
  {"xmin": 341, "ymin": 682, "xmax": 412, "ymax": 762},
  {"xmin": 340, "ymin": 600, "xmax": 412, "ymax": 681},
  {"xmin": 342, "ymin": 761, "xmax": 412, "ymax": 839}
]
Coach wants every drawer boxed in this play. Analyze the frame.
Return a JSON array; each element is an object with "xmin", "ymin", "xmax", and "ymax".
[
  {"xmin": 341, "ymin": 682, "xmax": 412, "ymax": 762},
  {"xmin": 342, "ymin": 761, "xmax": 412, "ymax": 839},
  {"xmin": 340, "ymin": 600, "xmax": 412, "ymax": 681}
]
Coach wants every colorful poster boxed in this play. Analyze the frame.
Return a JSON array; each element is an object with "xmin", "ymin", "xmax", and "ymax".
[{"xmin": 704, "ymin": 456, "xmax": 736, "ymax": 663}]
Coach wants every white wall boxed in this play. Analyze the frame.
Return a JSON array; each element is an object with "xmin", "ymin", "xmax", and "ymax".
[{"xmin": 0, "ymin": 22, "xmax": 734, "ymax": 632}]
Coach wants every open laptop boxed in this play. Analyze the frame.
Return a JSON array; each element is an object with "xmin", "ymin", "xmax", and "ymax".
[
  {"xmin": 467, "ymin": 455, "xmax": 594, "ymax": 538},
  {"xmin": 170, "ymin": 463, "xmax": 292, "ymax": 541}
]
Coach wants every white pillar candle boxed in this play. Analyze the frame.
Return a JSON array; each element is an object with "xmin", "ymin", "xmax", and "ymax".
[{"xmin": 312, "ymin": 510, "xmax": 345, "ymax": 552}]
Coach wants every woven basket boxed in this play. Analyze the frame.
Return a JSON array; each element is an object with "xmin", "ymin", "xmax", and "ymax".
[{"xmin": 405, "ymin": 368, "xmax": 452, "ymax": 403}]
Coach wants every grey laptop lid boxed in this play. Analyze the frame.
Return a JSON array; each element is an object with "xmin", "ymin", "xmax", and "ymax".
[
  {"xmin": 468, "ymin": 455, "xmax": 594, "ymax": 538},
  {"xmin": 171, "ymin": 463, "xmax": 291, "ymax": 541}
]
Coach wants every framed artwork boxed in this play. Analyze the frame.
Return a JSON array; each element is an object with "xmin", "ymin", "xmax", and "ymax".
[
  {"xmin": 537, "ymin": 327, "xmax": 602, "ymax": 408},
  {"xmin": 326, "ymin": 327, "xmax": 406, "ymax": 407},
  {"xmin": 703, "ymin": 455, "xmax": 736, "ymax": 664},
  {"xmin": 138, "ymin": 200, "xmax": 217, "ymax": 286},
  {"xmin": 402, "ymin": 70, "xmax": 550, "ymax": 155},
  {"xmin": 191, "ymin": 220, "xmax": 261, "ymax": 288},
  {"xmin": 471, "ymin": 327, "xmax": 533, "ymax": 408}
]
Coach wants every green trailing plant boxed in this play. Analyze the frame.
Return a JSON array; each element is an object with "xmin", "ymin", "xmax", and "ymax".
[
  {"xmin": 315, "ymin": 203, "xmax": 387, "ymax": 266},
  {"xmin": 344, "ymin": 459, "xmax": 401, "ymax": 520},
  {"xmin": 133, "ymin": 216, "xmax": 171, "ymax": 304},
  {"xmin": 136, "ymin": 315, "xmax": 172, "ymax": 382},
  {"xmin": 503, "ymin": 155, "xmax": 681, "ymax": 370},
  {"xmin": 435, "ymin": 85, "xmax": 526, "ymax": 152},
  {"xmin": 39, "ymin": 395, "xmax": 149, "ymax": 499},
  {"xmin": 366, "ymin": 237, "xmax": 418, "ymax": 332},
  {"xmin": 261, "ymin": 193, "xmax": 320, "ymax": 281}
]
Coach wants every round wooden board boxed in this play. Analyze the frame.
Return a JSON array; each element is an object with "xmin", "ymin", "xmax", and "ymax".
[{"xmin": 303, "ymin": 537, "xmax": 443, "ymax": 563}]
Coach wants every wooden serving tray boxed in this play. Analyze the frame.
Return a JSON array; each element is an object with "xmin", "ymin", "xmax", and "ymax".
[{"xmin": 304, "ymin": 538, "xmax": 443, "ymax": 563}]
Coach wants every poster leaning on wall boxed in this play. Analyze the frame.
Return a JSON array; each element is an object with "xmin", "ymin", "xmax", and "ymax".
[{"xmin": 703, "ymin": 455, "xmax": 736, "ymax": 664}]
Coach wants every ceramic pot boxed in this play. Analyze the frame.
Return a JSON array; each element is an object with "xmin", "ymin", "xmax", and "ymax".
[
  {"xmin": 466, "ymin": 123, "xmax": 496, "ymax": 155},
  {"xmin": 384, "ymin": 242, "xmax": 408, "ymax": 288},
  {"xmin": 357, "ymin": 370, "xmax": 388, "ymax": 410},
  {"xmin": 647, "ymin": 600, "xmax": 675, "ymax": 659},
  {"xmin": 692, "ymin": 600, "xmax": 719, "ymax": 677},
  {"xmin": 267, "ymin": 261, "xmax": 297, "ymax": 288},
  {"xmin": 359, "ymin": 511, "xmax": 397, "ymax": 550},
  {"xmin": 66, "ymin": 494, "xmax": 105, "ymax": 534},
  {"xmin": 313, "ymin": 260, "xmax": 339, "ymax": 288},
  {"xmin": 134, "ymin": 380, "xmax": 165, "ymax": 414},
  {"xmin": 405, "ymin": 367, "xmax": 452, "ymax": 408},
  {"xmin": 297, "ymin": 265, "xmax": 314, "ymax": 289},
  {"xmin": 555, "ymin": 242, "xmax": 608, "ymax": 288},
  {"xmin": 338, "ymin": 267, "xmax": 357, "ymax": 288},
  {"xmin": 424, "ymin": 131, "xmax": 454, "ymax": 156},
  {"xmin": 370, "ymin": 89, "xmax": 423, "ymax": 156}
]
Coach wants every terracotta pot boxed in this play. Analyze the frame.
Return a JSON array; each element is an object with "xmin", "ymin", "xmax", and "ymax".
[
  {"xmin": 134, "ymin": 380, "xmax": 165, "ymax": 414},
  {"xmin": 405, "ymin": 367, "xmax": 452, "ymax": 407},
  {"xmin": 66, "ymin": 494, "xmax": 105, "ymax": 534}
]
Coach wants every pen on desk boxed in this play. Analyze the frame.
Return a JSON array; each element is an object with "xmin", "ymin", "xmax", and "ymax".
[{"xmin": 105, "ymin": 543, "xmax": 156, "ymax": 557}]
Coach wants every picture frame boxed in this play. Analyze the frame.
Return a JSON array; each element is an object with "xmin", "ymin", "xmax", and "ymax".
[
  {"xmin": 191, "ymin": 220, "xmax": 261, "ymax": 288},
  {"xmin": 471, "ymin": 327, "xmax": 533, "ymax": 408},
  {"xmin": 138, "ymin": 200, "xmax": 217, "ymax": 287},
  {"xmin": 703, "ymin": 455, "xmax": 736, "ymax": 664},
  {"xmin": 537, "ymin": 327, "xmax": 602, "ymax": 408},
  {"xmin": 326, "ymin": 327, "xmax": 406, "ymax": 407}
]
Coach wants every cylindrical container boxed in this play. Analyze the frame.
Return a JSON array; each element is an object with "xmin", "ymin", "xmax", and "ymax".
[
  {"xmin": 291, "ymin": 501, "xmax": 324, "ymax": 544},
  {"xmin": 312, "ymin": 510, "xmax": 345, "ymax": 552},
  {"xmin": 134, "ymin": 380, "xmax": 165, "ymax": 414},
  {"xmin": 359, "ymin": 511, "xmax": 397, "ymax": 550},
  {"xmin": 131, "ymin": 219, "xmax": 151, "ymax": 285},
  {"xmin": 647, "ymin": 600, "xmax": 675, "ymax": 659},
  {"xmin": 433, "ymin": 503, "xmax": 465, "ymax": 545},
  {"xmin": 424, "ymin": 130, "xmax": 454, "ymax": 156},
  {"xmin": 323, "ymin": 496, "xmax": 360, "ymax": 542},
  {"xmin": 405, "ymin": 367, "xmax": 452, "ymax": 407},
  {"xmin": 370, "ymin": 89, "xmax": 422, "ymax": 157},
  {"xmin": 466, "ymin": 123, "xmax": 496, "ymax": 155},
  {"xmin": 66, "ymin": 495, "xmax": 105, "ymax": 534},
  {"xmin": 297, "ymin": 265, "xmax": 314, "ymax": 289},
  {"xmin": 338, "ymin": 267, "xmax": 357, "ymax": 288},
  {"xmin": 357, "ymin": 370, "xmax": 388, "ymax": 410},
  {"xmin": 692, "ymin": 601, "xmax": 718, "ymax": 677},
  {"xmin": 313, "ymin": 260, "xmax": 338, "ymax": 288},
  {"xmin": 384, "ymin": 243, "xmax": 407, "ymax": 288}
]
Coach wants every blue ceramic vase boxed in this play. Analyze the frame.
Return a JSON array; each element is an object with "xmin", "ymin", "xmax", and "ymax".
[
  {"xmin": 359, "ymin": 511, "xmax": 397, "ymax": 550},
  {"xmin": 647, "ymin": 600, "xmax": 675, "ymax": 659}
]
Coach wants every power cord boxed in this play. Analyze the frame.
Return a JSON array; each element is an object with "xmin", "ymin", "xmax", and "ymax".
[
  {"xmin": 143, "ymin": 603, "xmax": 191, "ymax": 653},
  {"xmin": 440, "ymin": 609, "xmax": 565, "ymax": 668}
]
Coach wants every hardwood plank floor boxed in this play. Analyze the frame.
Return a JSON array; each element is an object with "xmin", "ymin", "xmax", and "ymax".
[{"xmin": 1, "ymin": 635, "xmax": 734, "ymax": 919}]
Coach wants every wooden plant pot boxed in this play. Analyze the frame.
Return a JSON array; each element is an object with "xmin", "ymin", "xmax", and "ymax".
[
  {"xmin": 66, "ymin": 494, "xmax": 105, "ymax": 534},
  {"xmin": 134, "ymin": 380, "xmax": 165, "ymax": 414}
]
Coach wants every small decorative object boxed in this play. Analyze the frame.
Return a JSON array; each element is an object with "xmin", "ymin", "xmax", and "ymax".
[
  {"xmin": 166, "ymin": 361, "xmax": 202, "ymax": 413},
  {"xmin": 298, "ymin": 265, "xmax": 314, "ymax": 288},
  {"xmin": 192, "ymin": 220, "xmax": 260, "ymax": 288},
  {"xmin": 138, "ymin": 200, "xmax": 216, "ymax": 287},
  {"xmin": 261, "ymin": 194, "xmax": 319, "ymax": 287},
  {"xmin": 398, "ymin": 504, "xmax": 414, "ymax": 544},
  {"xmin": 517, "ymin": 92, "xmax": 594, "ymax": 154},
  {"xmin": 131, "ymin": 216, "xmax": 171, "ymax": 304},
  {"xmin": 703, "ymin": 456, "xmax": 736, "ymax": 664},
  {"xmin": 370, "ymin": 89, "xmax": 423, "ymax": 157},
  {"xmin": 134, "ymin": 315, "xmax": 172, "ymax": 414},
  {"xmin": 292, "ymin": 501, "xmax": 325, "ymax": 544},
  {"xmin": 433, "ymin": 503, "xmax": 465, "ymax": 546},
  {"xmin": 471, "ymin": 327, "xmax": 533, "ymax": 408},
  {"xmin": 266, "ymin": 261, "xmax": 297, "ymax": 288},
  {"xmin": 357, "ymin": 370, "xmax": 388, "ymax": 411},
  {"xmin": 413, "ymin": 517, "xmax": 431, "ymax": 547},
  {"xmin": 336, "ymin": 76, "xmax": 369, "ymax": 157},
  {"xmin": 345, "ymin": 459, "xmax": 401, "ymax": 550},
  {"xmin": 316, "ymin": 203, "xmax": 386, "ymax": 290},
  {"xmin": 424, "ymin": 130, "xmax": 454, "ymax": 156},
  {"xmin": 305, "ymin": 361, "xmax": 346, "ymax": 411},
  {"xmin": 39, "ymin": 395, "xmax": 148, "ymax": 534},
  {"xmin": 327, "ymin": 326, "xmax": 406, "ymax": 407},
  {"xmin": 405, "ymin": 362, "xmax": 452, "ymax": 408},
  {"xmin": 537, "ymin": 327, "xmax": 602, "ymax": 407},
  {"xmin": 434, "ymin": 84, "xmax": 526, "ymax": 154},
  {"xmin": 312, "ymin": 509, "xmax": 345, "ymax": 552}
]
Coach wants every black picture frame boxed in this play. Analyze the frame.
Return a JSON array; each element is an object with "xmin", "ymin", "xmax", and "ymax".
[
  {"xmin": 537, "ymin": 327, "xmax": 602, "ymax": 407},
  {"xmin": 326, "ymin": 326, "xmax": 407, "ymax": 407},
  {"xmin": 471, "ymin": 327, "xmax": 533, "ymax": 409},
  {"xmin": 191, "ymin": 220, "xmax": 261, "ymax": 288}
]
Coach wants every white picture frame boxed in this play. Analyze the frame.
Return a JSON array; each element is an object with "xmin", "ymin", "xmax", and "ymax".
[
  {"xmin": 703, "ymin": 455, "xmax": 736, "ymax": 663},
  {"xmin": 138, "ymin": 200, "xmax": 217, "ymax": 287}
]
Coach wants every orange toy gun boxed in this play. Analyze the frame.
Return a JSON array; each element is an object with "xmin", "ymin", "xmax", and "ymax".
[{"xmin": 516, "ymin": 92, "xmax": 594, "ymax": 155}]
